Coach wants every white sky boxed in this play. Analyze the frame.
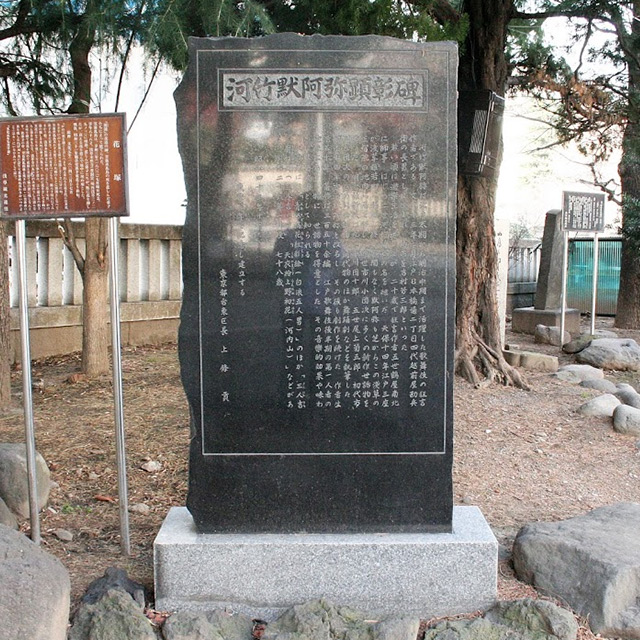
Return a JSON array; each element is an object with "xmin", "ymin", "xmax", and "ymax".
[{"xmin": 114, "ymin": 42, "xmax": 621, "ymax": 236}]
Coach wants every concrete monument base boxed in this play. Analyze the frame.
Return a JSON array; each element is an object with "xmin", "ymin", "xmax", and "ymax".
[
  {"xmin": 511, "ymin": 307, "xmax": 581, "ymax": 336},
  {"xmin": 154, "ymin": 506, "xmax": 497, "ymax": 620}
]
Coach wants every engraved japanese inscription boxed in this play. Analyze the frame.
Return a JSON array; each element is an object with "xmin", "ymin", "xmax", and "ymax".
[
  {"xmin": 0, "ymin": 114, "xmax": 127, "ymax": 219},
  {"xmin": 177, "ymin": 34, "xmax": 457, "ymax": 533}
]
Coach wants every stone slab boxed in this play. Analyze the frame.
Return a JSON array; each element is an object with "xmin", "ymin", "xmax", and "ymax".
[
  {"xmin": 511, "ymin": 307, "xmax": 580, "ymax": 336},
  {"xmin": 154, "ymin": 506, "xmax": 497, "ymax": 620}
]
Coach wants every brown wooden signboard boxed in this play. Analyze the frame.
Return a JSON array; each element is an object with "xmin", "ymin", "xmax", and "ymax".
[{"xmin": 0, "ymin": 113, "xmax": 128, "ymax": 220}]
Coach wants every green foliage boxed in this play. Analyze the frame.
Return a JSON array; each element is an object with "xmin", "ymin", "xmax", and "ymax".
[
  {"xmin": 266, "ymin": 0, "xmax": 468, "ymax": 43},
  {"xmin": 147, "ymin": 0, "xmax": 276, "ymax": 70}
]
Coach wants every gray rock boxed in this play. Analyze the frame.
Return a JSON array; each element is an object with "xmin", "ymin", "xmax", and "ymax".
[
  {"xmin": 424, "ymin": 599, "xmax": 577, "ymax": 640},
  {"xmin": 0, "ymin": 496, "xmax": 17, "ymax": 529},
  {"xmin": 615, "ymin": 389, "xmax": 640, "ymax": 408},
  {"xmin": 262, "ymin": 599, "xmax": 419, "ymax": 640},
  {"xmin": 617, "ymin": 382, "xmax": 638, "ymax": 393},
  {"xmin": 130, "ymin": 503, "xmax": 151, "ymax": 515},
  {"xmin": 577, "ymin": 393, "xmax": 621, "ymax": 418},
  {"xmin": 0, "ymin": 443, "xmax": 50, "ymax": 518},
  {"xmin": 554, "ymin": 364, "xmax": 604, "ymax": 383},
  {"xmin": 577, "ymin": 338, "xmax": 640, "ymax": 371},
  {"xmin": 54, "ymin": 528, "xmax": 73, "ymax": 542},
  {"xmin": 595, "ymin": 329, "xmax": 619, "ymax": 338},
  {"xmin": 163, "ymin": 609, "xmax": 254, "ymax": 640},
  {"xmin": 562, "ymin": 335, "xmax": 593, "ymax": 354},
  {"xmin": 485, "ymin": 599, "xmax": 578, "ymax": 640},
  {"xmin": 512, "ymin": 502, "xmax": 640, "ymax": 637},
  {"xmin": 162, "ymin": 611, "xmax": 221, "ymax": 640},
  {"xmin": 613, "ymin": 405, "xmax": 640, "ymax": 437},
  {"xmin": 69, "ymin": 588, "xmax": 157, "ymax": 640},
  {"xmin": 520, "ymin": 352, "xmax": 558, "ymax": 372},
  {"xmin": 0, "ymin": 523, "xmax": 70, "ymax": 640},
  {"xmin": 82, "ymin": 567, "xmax": 147, "ymax": 607},
  {"xmin": 504, "ymin": 350, "xmax": 559, "ymax": 371},
  {"xmin": 535, "ymin": 325, "xmax": 571, "ymax": 347},
  {"xmin": 579, "ymin": 378, "xmax": 618, "ymax": 393}
]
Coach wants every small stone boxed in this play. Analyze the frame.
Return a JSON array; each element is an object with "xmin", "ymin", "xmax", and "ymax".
[
  {"xmin": 54, "ymin": 528, "xmax": 74, "ymax": 542},
  {"xmin": 535, "ymin": 324, "xmax": 571, "ymax": 346},
  {"xmin": 577, "ymin": 393, "xmax": 621, "ymax": 418},
  {"xmin": 129, "ymin": 503, "xmax": 151, "ymax": 515},
  {"xmin": 140, "ymin": 460, "xmax": 162, "ymax": 473},
  {"xmin": 563, "ymin": 334, "xmax": 594, "ymax": 354},
  {"xmin": 0, "ymin": 496, "xmax": 18, "ymax": 529},
  {"xmin": 519, "ymin": 351, "xmax": 559, "ymax": 372},
  {"xmin": 613, "ymin": 405, "xmax": 640, "ymax": 436},
  {"xmin": 554, "ymin": 364, "xmax": 604, "ymax": 383},
  {"xmin": 88, "ymin": 472, "xmax": 99, "ymax": 480},
  {"xmin": 615, "ymin": 389, "xmax": 640, "ymax": 409},
  {"xmin": 579, "ymin": 378, "xmax": 618, "ymax": 393}
]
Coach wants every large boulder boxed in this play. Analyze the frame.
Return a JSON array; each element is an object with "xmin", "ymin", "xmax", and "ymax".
[
  {"xmin": 513, "ymin": 503, "xmax": 640, "ymax": 638},
  {"xmin": 576, "ymin": 338, "xmax": 640, "ymax": 371},
  {"xmin": 0, "ymin": 443, "xmax": 50, "ymax": 519},
  {"xmin": 0, "ymin": 524, "xmax": 70, "ymax": 640}
]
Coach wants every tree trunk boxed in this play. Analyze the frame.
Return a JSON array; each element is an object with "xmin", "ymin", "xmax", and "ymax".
[
  {"xmin": 0, "ymin": 222, "xmax": 11, "ymax": 407},
  {"xmin": 81, "ymin": 218, "xmax": 110, "ymax": 375},
  {"xmin": 68, "ymin": 0, "xmax": 110, "ymax": 376},
  {"xmin": 615, "ymin": 115, "xmax": 640, "ymax": 329},
  {"xmin": 455, "ymin": 0, "xmax": 526, "ymax": 387},
  {"xmin": 615, "ymin": 1, "xmax": 640, "ymax": 330}
]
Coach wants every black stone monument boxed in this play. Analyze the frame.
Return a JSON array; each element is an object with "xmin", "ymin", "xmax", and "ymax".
[{"xmin": 176, "ymin": 34, "xmax": 457, "ymax": 534}]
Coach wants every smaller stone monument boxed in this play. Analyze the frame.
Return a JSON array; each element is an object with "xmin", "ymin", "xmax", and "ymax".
[{"xmin": 512, "ymin": 210, "xmax": 580, "ymax": 335}]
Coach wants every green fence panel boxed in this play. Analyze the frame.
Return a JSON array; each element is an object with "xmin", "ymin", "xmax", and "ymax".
[{"xmin": 567, "ymin": 238, "xmax": 621, "ymax": 316}]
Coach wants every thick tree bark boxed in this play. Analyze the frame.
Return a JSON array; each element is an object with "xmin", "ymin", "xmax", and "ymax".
[
  {"xmin": 615, "ymin": 1, "xmax": 640, "ymax": 329},
  {"xmin": 81, "ymin": 218, "xmax": 110, "ymax": 375},
  {"xmin": 455, "ymin": 0, "xmax": 527, "ymax": 387},
  {"xmin": 0, "ymin": 222, "xmax": 11, "ymax": 407},
  {"xmin": 616, "ymin": 116, "xmax": 640, "ymax": 329},
  {"xmin": 68, "ymin": 0, "xmax": 110, "ymax": 376}
]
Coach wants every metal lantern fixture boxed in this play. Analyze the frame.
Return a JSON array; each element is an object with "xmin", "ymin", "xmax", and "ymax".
[{"xmin": 458, "ymin": 90, "xmax": 505, "ymax": 178}]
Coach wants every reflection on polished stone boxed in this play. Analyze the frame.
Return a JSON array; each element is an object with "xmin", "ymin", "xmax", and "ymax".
[{"xmin": 176, "ymin": 33, "xmax": 458, "ymax": 534}]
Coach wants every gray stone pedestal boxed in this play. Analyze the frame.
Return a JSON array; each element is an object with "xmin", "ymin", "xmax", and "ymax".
[
  {"xmin": 154, "ymin": 506, "xmax": 497, "ymax": 620},
  {"xmin": 511, "ymin": 307, "xmax": 581, "ymax": 336}
]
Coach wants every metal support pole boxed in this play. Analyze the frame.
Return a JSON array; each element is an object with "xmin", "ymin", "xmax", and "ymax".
[
  {"xmin": 15, "ymin": 220, "xmax": 40, "ymax": 544},
  {"xmin": 109, "ymin": 217, "xmax": 130, "ymax": 555},
  {"xmin": 590, "ymin": 233, "xmax": 600, "ymax": 336},
  {"xmin": 560, "ymin": 231, "xmax": 569, "ymax": 349}
]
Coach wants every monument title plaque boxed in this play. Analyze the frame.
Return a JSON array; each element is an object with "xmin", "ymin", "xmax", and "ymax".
[{"xmin": 176, "ymin": 34, "xmax": 457, "ymax": 533}]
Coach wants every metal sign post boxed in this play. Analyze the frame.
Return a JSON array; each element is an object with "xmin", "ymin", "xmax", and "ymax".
[
  {"xmin": 561, "ymin": 190, "xmax": 606, "ymax": 348},
  {"xmin": 109, "ymin": 217, "xmax": 130, "ymax": 555},
  {"xmin": 560, "ymin": 230, "xmax": 569, "ymax": 347},
  {"xmin": 15, "ymin": 219, "xmax": 41, "ymax": 543},
  {"xmin": 591, "ymin": 232, "xmax": 600, "ymax": 336},
  {"xmin": 1, "ymin": 113, "xmax": 130, "ymax": 552}
]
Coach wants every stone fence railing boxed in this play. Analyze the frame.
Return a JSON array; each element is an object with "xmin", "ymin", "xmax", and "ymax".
[{"xmin": 7, "ymin": 221, "xmax": 182, "ymax": 362}]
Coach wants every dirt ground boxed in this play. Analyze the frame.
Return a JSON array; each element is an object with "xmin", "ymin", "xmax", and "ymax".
[{"xmin": 1, "ymin": 316, "xmax": 639, "ymax": 630}]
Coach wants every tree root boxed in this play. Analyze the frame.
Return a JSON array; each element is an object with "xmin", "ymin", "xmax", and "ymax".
[{"xmin": 456, "ymin": 330, "xmax": 530, "ymax": 390}]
